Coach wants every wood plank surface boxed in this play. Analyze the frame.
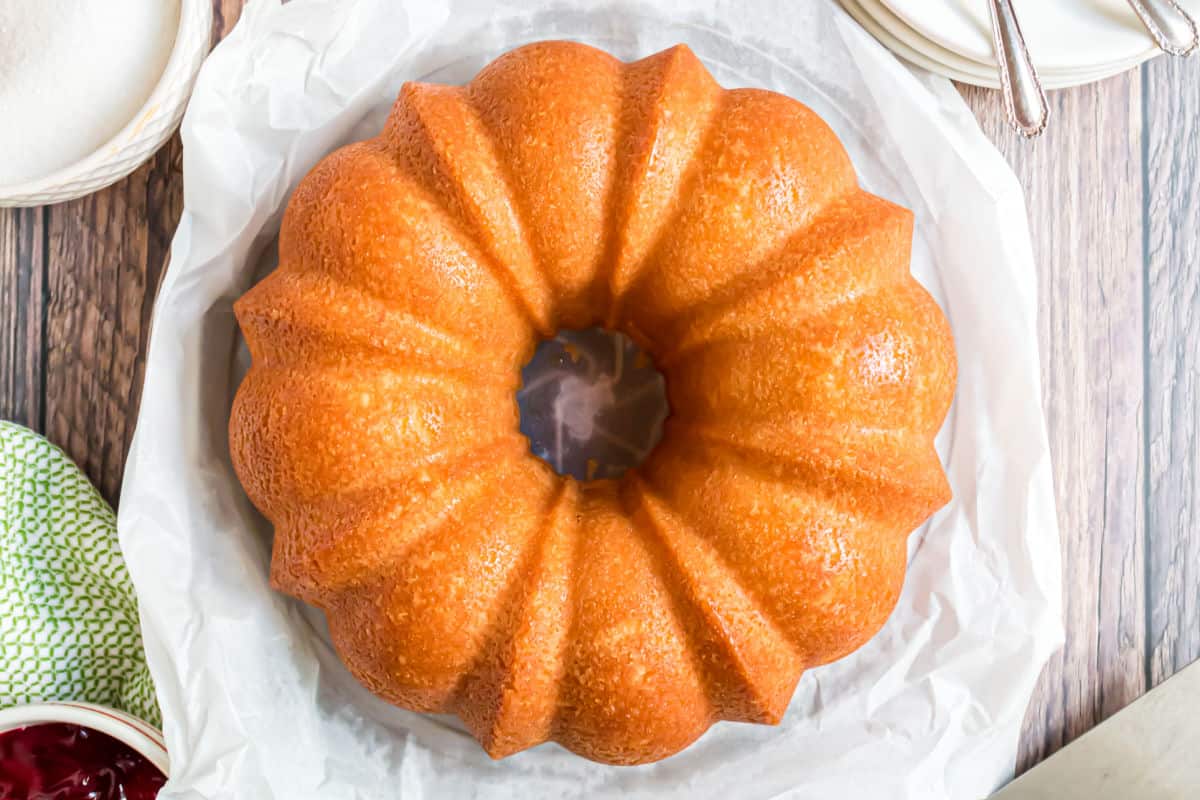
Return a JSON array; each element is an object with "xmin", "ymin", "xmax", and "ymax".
[
  {"xmin": 0, "ymin": 208, "xmax": 44, "ymax": 429},
  {"xmin": 42, "ymin": 140, "xmax": 183, "ymax": 504},
  {"xmin": 1145, "ymin": 55, "xmax": 1200, "ymax": 688},
  {"xmin": 211, "ymin": 0, "xmax": 245, "ymax": 41},
  {"xmin": 960, "ymin": 75, "xmax": 1148, "ymax": 772}
]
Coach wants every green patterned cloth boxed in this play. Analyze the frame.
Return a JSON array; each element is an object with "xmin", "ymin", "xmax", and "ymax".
[{"xmin": 0, "ymin": 421, "xmax": 160, "ymax": 726}]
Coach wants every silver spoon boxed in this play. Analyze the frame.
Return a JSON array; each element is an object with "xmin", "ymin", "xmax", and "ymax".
[
  {"xmin": 986, "ymin": 0, "xmax": 1049, "ymax": 138},
  {"xmin": 1126, "ymin": 0, "xmax": 1199, "ymax": 56}
]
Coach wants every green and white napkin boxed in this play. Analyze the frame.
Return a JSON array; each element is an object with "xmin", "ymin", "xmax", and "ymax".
[{"xmin": 0, "ymin": 421, "xmax": 159, "ymax": 726}]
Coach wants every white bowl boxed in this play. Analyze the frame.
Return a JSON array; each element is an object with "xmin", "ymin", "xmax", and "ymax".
[
  {"xmin": 0, "ymin": 0, "xmax": 213, "ymax": 208},
  {"xmin": 0, "ymin": 701, "xmax": 169, "ymax": 778}
]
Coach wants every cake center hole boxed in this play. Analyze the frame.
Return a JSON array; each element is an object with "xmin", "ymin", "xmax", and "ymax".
[{"xmin": 518, "ymin": 328, "xmax": 669, "ymax": 481}]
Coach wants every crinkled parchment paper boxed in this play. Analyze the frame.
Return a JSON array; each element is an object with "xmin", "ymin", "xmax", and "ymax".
[{"xmin": 118, "ymin": 1, "xmax": 1063, "ymax": 797}]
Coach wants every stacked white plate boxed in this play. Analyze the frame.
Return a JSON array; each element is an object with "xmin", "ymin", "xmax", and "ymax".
[{"xmin": 839, "ymin": 0, "xmax": 1200, "ymax": 89}]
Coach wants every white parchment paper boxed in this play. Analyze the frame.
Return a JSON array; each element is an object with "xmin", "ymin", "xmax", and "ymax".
[{"xmin": 118, "ymin": 1, "xmax": 1064, "ymax": 797}]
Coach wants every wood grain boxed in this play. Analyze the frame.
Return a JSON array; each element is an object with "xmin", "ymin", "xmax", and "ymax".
[
  {"xmin": 1144, "ymin": 56, "xmax": 1200, "ymax": 688},
  {"xmin": 0, "ymin": 208, "xmax": 44, "ymax": 429},
  {"xmin": 211, "ymin": 0, "xmax": 245, "ymax": 42},
  {"xmin": 42, "ymin": 138, "xmax": 183, "ymax": 505},
  {"xmin": 960, "ymin": 74, "xmax": 1148, "ymax": 772}
]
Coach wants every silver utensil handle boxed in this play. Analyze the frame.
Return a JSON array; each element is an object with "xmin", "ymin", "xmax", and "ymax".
[
  {"xmin": 987, "ymin": 0, "xmax": 1049, "ymax": 138},
  {"xmin": 1126, "ymin": 0, "xmax": 1199, "ymax": 56}
]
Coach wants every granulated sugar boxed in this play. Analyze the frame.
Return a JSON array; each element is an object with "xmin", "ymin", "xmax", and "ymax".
[{"xmin": 0, "ymin": 0, "xmax": 180, "ymax": 185}]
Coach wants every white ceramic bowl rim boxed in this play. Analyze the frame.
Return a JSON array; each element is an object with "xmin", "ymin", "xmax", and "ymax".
[
  {"xmin": 840, "ymin": 0, "xmax": 1158, "ymax": 90},
  {"xmin": 0, "ymin": 701, "xmax": 169, "ymax": 778},
  {"xmin": 0, "ymin": 0, "xmax": 210, "ymax": 195}
]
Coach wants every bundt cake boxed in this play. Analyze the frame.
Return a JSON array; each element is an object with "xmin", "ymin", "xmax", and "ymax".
[{"xmin": 229, "ymin": 40, "xmax": 957, "ymax": 766}]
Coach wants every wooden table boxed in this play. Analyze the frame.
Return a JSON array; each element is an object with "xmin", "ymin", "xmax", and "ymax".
[{"xmin": 1, "ymin": 0, "xmax": 1197, "ymax": 783}]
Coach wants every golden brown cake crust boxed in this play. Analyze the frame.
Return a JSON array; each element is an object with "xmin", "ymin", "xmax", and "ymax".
[{"xmin": 229, "ymin": 40, "xmax": 957, "ymax": 766}]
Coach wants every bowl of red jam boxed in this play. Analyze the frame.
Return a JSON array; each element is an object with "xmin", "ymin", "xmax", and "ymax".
[{"xmin": 0, "ymin": 702, "xmax": 167, "ymax": 800}]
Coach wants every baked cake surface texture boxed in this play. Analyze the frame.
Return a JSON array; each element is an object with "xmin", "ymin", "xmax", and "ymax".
[{"xmin": 229, "ymin": 40, "xmax": 957, "ymax": 766}]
